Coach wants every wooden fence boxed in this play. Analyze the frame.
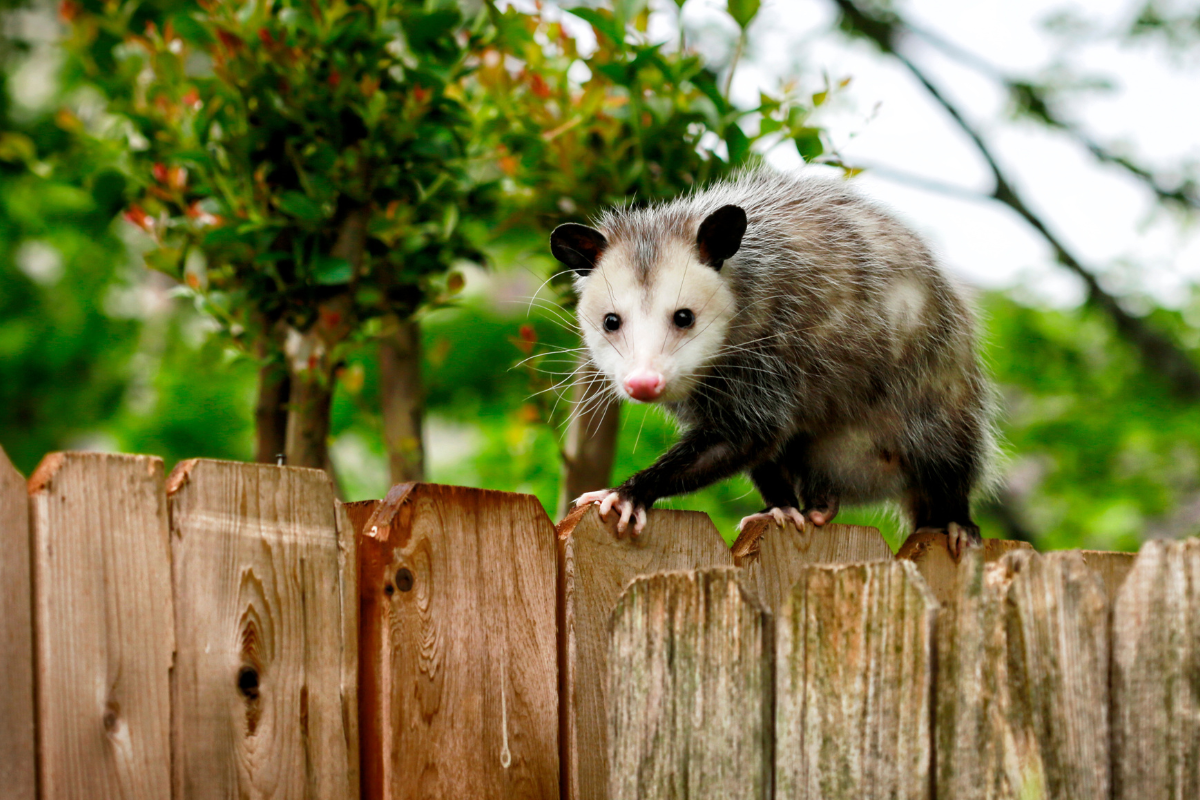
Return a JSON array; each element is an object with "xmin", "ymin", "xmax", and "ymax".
[{"xmin": 0, "ymin": 444, "xmax": 1194, "ymax": 799}]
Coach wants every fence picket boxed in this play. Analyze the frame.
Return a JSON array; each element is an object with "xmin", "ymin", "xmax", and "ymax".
[
  {"xmin": 1112, "ymin": 538, "xmax": 1200, "ymax": 799},
  {"xmin": 0, "ymin": 446, "xmax": 34, "ymax": 800},
  {"xmin": 1001, "ymin": 550, "xmax": 1111, "ymax": 799},
  {"xmin": 166, "ymin": 458, "xmax": 358, "ymax": 800},
  {"xmin": 1078, "ymin": 549, "xmax": 1136, "ymax": 602},
  {"xmin": 897, "ymin": 531, "xmax": 1031, "ymax": 606},
  {"xmin": 607, "ymin": 568, "xmax": 772, "ymax": 800},
  {"xmin": 935, "ymin": 548, "xmax": 1022, "ymax": 799},
  {"xmin": 557, "ymin": 504, "xmax": 734, "ymax": 800},
  {"xmin": 732, "ymin": 519, "xmax": 892, "ymax": 613},
  {"xmin": 28, "ymin": 452, "xmax": 174, "ymax": 800},
  {"xmin": 776, "ymin": 560, "xmax": 937, "ymax": 799},
  {"xmin": 352, "ymin": 483, "xmax": 559, "ymax": 800}
]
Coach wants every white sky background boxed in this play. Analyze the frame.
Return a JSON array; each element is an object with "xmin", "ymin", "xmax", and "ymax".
[{"xmin": 556, "ymin": 0, "xmax": 1200, "ymax": 309}]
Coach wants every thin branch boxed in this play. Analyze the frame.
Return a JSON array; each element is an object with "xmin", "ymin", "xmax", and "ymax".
[
  {"xmin": 905, "ymin": 22, "xmax": 1200, "ymax": 210},
  {"xmin": 833, "ymin": 0, "xmax": 1200, "ymax": 400}
]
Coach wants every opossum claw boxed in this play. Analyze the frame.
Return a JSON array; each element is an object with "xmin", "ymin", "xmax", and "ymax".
[
  {"xmin": 574, "ymin": 489, "xmax": 616, "ymax": 508},
  {"xmin": 737, "ymin": 507, "xmax": 807, "ymax": 533},
  {"xmin": 918, "ymin": 522, "xmax": 982, "ymax": 559},
  {"xmin": 946, "ymin": 521, "xmax": 982, "ymax": 559},
  {"xmin": 575, "ymin": 490, "xmax": 647, "ymax": 538}
]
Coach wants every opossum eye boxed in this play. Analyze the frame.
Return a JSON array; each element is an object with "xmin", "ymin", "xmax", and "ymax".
[
  {"xmin": 603, "ymin": 313, "xmax": 621, "ymax": 332},
  {"xmin": 673, "ymin": 309, "xmax": 695, "ymax": 329}
]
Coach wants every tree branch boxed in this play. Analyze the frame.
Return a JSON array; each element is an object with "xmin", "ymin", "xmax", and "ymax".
[
  {"xmin": 904, "ymin": 22, "xmax": 1200, "ymax": 210},
  {"xmin": 832, "ymin": 0, "xmax": 1200, "ymax": 399}
]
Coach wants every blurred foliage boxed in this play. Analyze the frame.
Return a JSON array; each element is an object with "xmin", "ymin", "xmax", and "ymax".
[
  {"xmin": 61, "ymin": 0, "xmax": 488, "ymax": 346},
  {"xmin": 2, "ymin": 0, "xmax": 1199, "ymax": 551}
]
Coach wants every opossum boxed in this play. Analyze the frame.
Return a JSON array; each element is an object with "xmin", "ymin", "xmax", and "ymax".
[{"xmin": 549, "ymin": 168, "xmax": 996, "ymax": 555}]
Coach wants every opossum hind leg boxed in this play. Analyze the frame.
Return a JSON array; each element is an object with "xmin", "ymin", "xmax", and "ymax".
[
  {"xmin": 743, "ymin": 459, "xmax": 807, "ymax": 532},
  {"xmin": 906, "ymin": 473, "xmax": 981, "ymax": 558}
]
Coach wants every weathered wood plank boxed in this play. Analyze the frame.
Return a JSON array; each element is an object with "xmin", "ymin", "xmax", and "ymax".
[
  {"xmin": 557, "ymin": 504, "xmax": 734, "ymax": 800},
  {"xmin": 0, "ymin": 446, "xmax": 34, "ymax": 800},
  {"xmin": 732, "ymin": 518, "xmax": 891, "ymax": 613},
  {"xmin": 1112, "ymin": 538, "xmax": 1200, "ymax": 800},
  {"xmin": 28, "ymin": 452, "xmax": 174, "ymax": 800},
  {"xmin": 166, "ymin": 459, "xmax": 358, "ymax": 800},
  {"xmin": 1078, "ymin": 548, "xmax": 1136, "ymax": 602},
  {"xmin": 776, "ymin": 561, "xmax": 937, "ymax": 800},
  {"xmin": 607, "ymin": 568, "xmax": 772, "ymax": 800},
  {"xmin": 356, "ymin": 483, "xmax": 558, "ymax": 800},
  {"xmin": 1003, "ymin": 549, "xmax": 1110, "ymax": 799},
  {"xmin": 935, "ymin": 548, "xmax": 1021, "ymax": 800},
  {"xmin": 897, "ymin": 531, "xmax": 1031, "ymax": 606}
]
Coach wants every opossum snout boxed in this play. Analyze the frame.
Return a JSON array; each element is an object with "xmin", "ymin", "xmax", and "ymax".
[{"xmin": 624, "ymin": 369, "xmax": 666, "ymax": 402}]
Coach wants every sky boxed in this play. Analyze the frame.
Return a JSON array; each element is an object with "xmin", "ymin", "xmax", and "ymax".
[{"xmin": 565, "ymin": 0, "xmax": 1200, "ymax": 308}]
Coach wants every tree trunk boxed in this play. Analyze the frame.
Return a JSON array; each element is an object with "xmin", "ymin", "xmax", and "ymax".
[
  {"xmin": 557, "ymin": 364, "xmax": 621, "ymax": 517},
  {"xmin": 284, "ymin": 329, "xmax": 336, "ymax": 470},
  {"xmin": 379, "ymin": 317, "xmax": 425, "ymax": 484},
  {"xmin": 254, "ymin": 335, "xmax": 290, "ymax": 464}
]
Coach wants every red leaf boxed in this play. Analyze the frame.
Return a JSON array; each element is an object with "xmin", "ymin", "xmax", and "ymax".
[
  {"xmin": 58, "ymin": 1, "xmax": 81, "ymax": 22},
  {"xmin": 216, "ymin": 29, "xmax": 243, "ymax": 54},
  {"xmin": 327, "ymin": 68, "xmax": 341, "ymax": 88}
]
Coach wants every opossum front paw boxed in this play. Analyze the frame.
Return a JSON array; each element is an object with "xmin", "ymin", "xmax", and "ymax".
[
  {"xmin": 574, "ymin": 490, "xmax": 647, "ymax": 538},
  {"xmin": 737, "ymin": 506, "xmax": 807, "ymax": 533}
]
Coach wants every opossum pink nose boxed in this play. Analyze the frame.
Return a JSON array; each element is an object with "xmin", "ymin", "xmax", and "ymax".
[{"xmin": 624, "ymin": 370, "xmax": 665, "ymax": 401}]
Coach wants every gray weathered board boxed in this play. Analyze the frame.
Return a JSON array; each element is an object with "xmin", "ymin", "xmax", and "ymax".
[
  {"xmin": 897, "ymin": 531, "xmax": 1032, "ymax": 606},
  {"xmin": 352, "ymin": 483, "xmax": 559, "ymax": 800},
  {"xmin": 28, "ymin": 452, "xmax": 175, "ymax": 800},
  {"xmin": 607, "ymin": 569, "xmax": 772, "ymax": 800},
  {"xmin": 775, "ymin": 561, "xmax": 937, "ymax": 800},
  {"xmin": 937, "ymin": 549, "xmax": 1110, "ymax": 800},
  {"xmin": 0, "ymin": 446, "xmax": 34, "ymax": 800},
  {"xmin": 167, "ymin": 459, "xmax": 359, "ymax": 799},
  {"xmin": 557, "ymin": 504, "xmax": 734, "ymax": 800},
  {"xmin": 1112, "ymin": 538, "xmax": 1200, "ymax": 800},
  {"xmin": 732, "ymin": 518, "xmax": 892, "ymax": 613}
]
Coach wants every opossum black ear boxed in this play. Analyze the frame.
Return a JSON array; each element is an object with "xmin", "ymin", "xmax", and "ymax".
[
  {"xmin": 550, "ymin": 223, "xmax": 608, "ymax": 276},
  {"xmin": 696, "ymin": 205, "xmax": 747, "ymax": 271}
]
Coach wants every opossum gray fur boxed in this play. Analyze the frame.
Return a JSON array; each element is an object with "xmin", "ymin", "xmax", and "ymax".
[{"xmin": 550, "ymin": 167, "xmax": 997, "ymax": 554}]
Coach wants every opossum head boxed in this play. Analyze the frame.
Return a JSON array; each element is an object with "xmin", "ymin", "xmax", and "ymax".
[{"xmin": 550, "ymin": 205, "xmax": 746, "ymax": 404}]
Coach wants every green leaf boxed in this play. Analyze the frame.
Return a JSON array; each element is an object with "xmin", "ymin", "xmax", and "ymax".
[
  {"xmin": 312, "ymin": 256, "xmax": 353, "ymax": 285},
  {"xmin": 793, "ymin": 127, "xmax": 824, "ymax": 161},
  {"xmin": 564, "ymin": 7, "xmax": 625, "ymax": 45},
  {"xmin": 277, "ymin": 191, "xmax": 323, "ymax": 222},
  {"xmin": 724, "ymin": 122, "xmax": 750, "ymax": 164},
  {"xmin": 727, "ymin": 0, "xmax": 760, "ymax": 28}
]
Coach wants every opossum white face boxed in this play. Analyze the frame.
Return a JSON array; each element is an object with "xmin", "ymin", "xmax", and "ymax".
[{"xmin": 551, "ymin": 205, "xmax": 746, "ymax": 404}]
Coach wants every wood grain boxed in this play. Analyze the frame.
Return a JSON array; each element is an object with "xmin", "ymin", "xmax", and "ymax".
[
  {"xmin": 557, "ymin": 504, "xmax": 734, "ymax": 800},
  {"xmin": 1077, "ymin": 548, "xmax": 1136, "ymax": 602},
  {"xmin": 166, "ymin": 459, "xmax": 358, "ymax": 800},
  {"xmin": 0, "ymin": 446, "xmax": 34, "ymax": 800},
  {"xmin": 732, "ymin": 518, "xmax": 891, "ymax": 613},
  {"xmin": 607, "ymin": 568, "xmax": 771, "ymax": 800},
  {"xmin": 355, "ymin": 483, "xmax": 558, "ymax": 800},
  {"xmin": 1112, "ymin": 538, "xmax": 1200, "ymax": 800},
  {"xmin": 775, "ymin": 561, "xmax": 937, "ymax": 800},
  {"xmin": 28, "ymin": 452, "xmax": 175, "ymax": 800},
  {"xmin": 1001, "ymin": 549, "xmax": 1111, "ymax": 800},
  {"xmin": 935, "ymin": 548, "xmax": 1022, "ymax": 800},
  {"xmin": 896, "ymin": 531, "xmax": 1031, "ymax": 606}
]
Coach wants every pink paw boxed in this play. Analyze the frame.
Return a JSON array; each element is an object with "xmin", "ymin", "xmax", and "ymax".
[
  {"xmin": 573, "ymin": 490, "xmax": 647, "ymax": 537},
  {"xmin": 736, "ymin": 506, "xmax": 807, "ymax": 533}
]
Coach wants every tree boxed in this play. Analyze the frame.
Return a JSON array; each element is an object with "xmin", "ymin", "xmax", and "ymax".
[{"xmin": 63, "ymin": 0, "xmax": 489, "ymax": 478}]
